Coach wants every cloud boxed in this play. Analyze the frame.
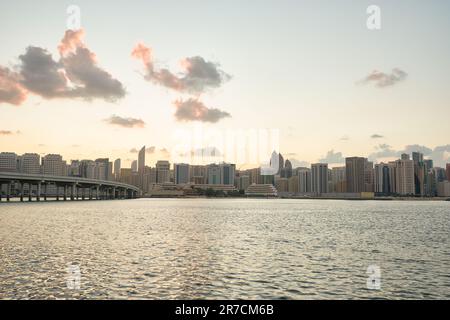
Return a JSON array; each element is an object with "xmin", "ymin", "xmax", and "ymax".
[
  {"xmin": 340, "ymin": 136, "xmax": 350, "ymax": 141},
  {"xmin": 18, "ymin": 46, "xmax": 69, "ymax": 98},
  {"xmin": 129, "ymin": 148, "xmax": 138, "ymax": 153},
  {"xmin": 368, "ymin": 144, "xmax": 399, "ymax": 160},
  {"xmin": 146, "ymin": 146, "xmax": 156, "ymax": 154},
  {"xmin": 359, "ymin": 68, "xmax": 408, "ymax": 88},
  {"xmin": 105, "ymin": 115, "xmax": 145, "ymax": 128},
  {"xmin": 0, "ymin": 130, "xmax": 13, "ymax": 135},
  {"xmin": 0, "ymin": 67, "xmax": 28, "ymax": 105},
  {"xmin": 59, "ymin": 31, "xmax": 126, "ymax": 101},
  {"xmin": 403, "ymin": 144, "xmax": 432, "ymax": 156},
  {"xmin": 173, "ymin": 98, "xmax": 231, "ymax": 123},
  {"xmin": 132, "ymin": 43, "xmax": 230, "ymax": 94},
  {"xmin": 368, "ymin": 144, "xmax": 450, "ymax": 167},
  {"xmin": 371, "ymin": 134, "xmax": 384, "ymax": 139},
  {"xmin": 0, "ymin": 29, "xmax": 125, "ymax": 105},
  {"xmin": 319, "ymin": 150, "xmax": 345, "ymax": 164},
  {"xmin": 290, "ymin": 159, "xmax": 310, "ymax": 168},
  {"xmin": 160, "ymin": 148, "xmax": 170, "ymax": 157}
]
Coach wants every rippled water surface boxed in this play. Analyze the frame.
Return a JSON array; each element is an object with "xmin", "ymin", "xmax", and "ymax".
[{"xmin": 1, "ymin": 199, "xmax": 449, "ymax": 299}]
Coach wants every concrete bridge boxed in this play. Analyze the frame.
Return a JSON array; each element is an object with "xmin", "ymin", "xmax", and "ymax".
[{"xmin": 0, "ymin": 172, "xmax": 140, "ymax": 202}]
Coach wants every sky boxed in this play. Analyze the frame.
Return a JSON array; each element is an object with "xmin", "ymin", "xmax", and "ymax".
[{"xmin": 1, "ymin": 0, "xmax": 450, "ymax": 168}]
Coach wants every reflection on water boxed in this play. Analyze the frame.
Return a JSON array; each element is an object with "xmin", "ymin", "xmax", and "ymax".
[{"xmin": 1, "ymin": 199, "xmax": 449, "ymax": 299}]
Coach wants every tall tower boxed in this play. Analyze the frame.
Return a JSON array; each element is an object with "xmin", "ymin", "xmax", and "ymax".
[
  {"xmin": 311, "ymin": 163, "xmax": 328, "ymax": 195},
  {"xmin": 345, "ymin": 157, "xmax": 366, "ymax": 193},
  {"xmin": 138, "ymin": 146, "xmax": 145, "ymax": 174}
]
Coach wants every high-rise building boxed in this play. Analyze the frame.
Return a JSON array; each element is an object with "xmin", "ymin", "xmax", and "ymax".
[
  {"xmin": 297, "ymin": 168, "xmax": 312, "ymax": 193},
  {"xmin": 288, "ymin": 175, "xmax": 299, "ymax": 193},
  {"xmin": 412, "ymin": 152, "xmax": 425, "ymax": 196},
  {"xmin": 94, "ymin": 161, "xmax": 107, "ymax": 180},
  {"xmin": 423, "ymin": 159, "xmax": 434, "ymax": 196},
  {"xmin": 220, "ymin": 163, "xmax": 235, "ymax": 185},
  {"xmin": 138, "ymin": 146, "xmax": 145, "ymax": 173},
  {"xmin": 401, "ymin": 153, "xmax": 410, "ymax": 160},
  {"xmin": 281, "ymin": 159, "xmax": 293, "ymax": 178},
  {"xmin": 189, "ymin": 165, "xmax": 207, "ymax": 184},
  {"xmin": 345, "ymin": 157, "xmax": 366, "ymax": 193},
  {"xmin": 278, "ymin": 153, "xmax": 284, "ymax": 175},
  {"xmin": 207, "ymin": 164, "xmax": 221, "ymax": 185},
  {"xmin": 80, "ymin": 160, "xmax": 95, "ymax": 178},
  {"xmin": 275, "ymin": 177, "xmax": 289, "ymax": 193},
  {"xmin": 433, "ymin": 167, "xmax": 447, "ymax": 183},
  {"xmin": 19, "ymin": 153, "xmax": 40, "ymax": 174},
  {"xmin": 114, "ymin": 158, "xmax": 121, "ymax": 181},
  {"xmin": 156, "ymin": 160, "xmax": 170, "ymax": 183},
  {"xmin": 311, "ymin": 163, "xmax": 328, "ymax": 195},
  {"xmin": 374, "ymin": 163, "xmax": 391, "ymax": 194},
  {"xmin": 330, "ymin": 166, "xmax": 346, "ymax": 193},
  {"xmin": 95, "ymin": 158, "xmax": 112, "ymax": 181},
  {"xmin": 174, "ymin": 163, "xmax": 190, "ymax": 184},
  {"xmin": 42, "ymin": 154, "xmax": 66, "ymax": 176},
  {"xmin": 395, "ymin": 159, "xmax": 415, "ymax": 195},
  {"xmin": 131, "ymin": 160, "xmax": 138, "ymax": 173},
  {"xmin": 119, "ymin": 168, "xmax": 132, "ymax": 185},
  {"xmin": 237, "ymin": 175, "xmax": 250, "ymax": 191},
  {"xmin": 0, "ymin": 152, "xmax": 18, "ymax": 172},
  {"xmin": 205, "ymin": 163, "xmax": 235, "ymax": 185},
  {"xmin": 446, "ymin": 164, "xmax": 450, "ymax": 181},
  {"xmin": 69, "ymin": 160, "xmax": 81, "ymax": 177},
  {"xmin": 364, "ymin": 160, "xmax": 374, "ymax": 192}
]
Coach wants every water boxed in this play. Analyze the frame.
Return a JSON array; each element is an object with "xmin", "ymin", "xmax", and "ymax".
[{"xmin": 1, "ymin": 198, "xmax": 449, "ymax": 299}]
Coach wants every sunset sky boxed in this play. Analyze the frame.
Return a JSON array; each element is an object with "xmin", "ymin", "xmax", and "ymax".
[{"xmin": 1, "ymin": 0, "xmax": 450, "ymax": 168}]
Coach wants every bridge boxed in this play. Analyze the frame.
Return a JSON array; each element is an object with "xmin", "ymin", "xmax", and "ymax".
[{"xmin": 0, "ymin": 172, "xmax": 140, "ymax": 202}]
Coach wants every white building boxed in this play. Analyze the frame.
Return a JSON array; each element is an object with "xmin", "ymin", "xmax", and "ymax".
[
  {"xmin": 19, "ymin": 153, "xmax": 40, "ymax": 174},
  {"xmin": 245, "ymin": 184, "xmax": 278, "ymax": 197},
  {"xmin": 42, "ymin": 154, "xmax": 66, "ymax": 176},
  {"xmin": 395, "ymin": 159, "xmax": 415, "ymax": 195},
  {"xmin": 0, "ymin": 152, "xmax": 18, "ymax": 172}
]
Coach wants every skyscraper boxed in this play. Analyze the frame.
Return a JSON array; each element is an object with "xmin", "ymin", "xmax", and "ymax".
[
  {"xmin": 95, "ymin": 158, "xmax": 112, "ymax": 181},
  {"xmin": 19, "ymin": 153, "xmax": 40, "ymax": 174},
  {"xmin": 278, "ymin": 153, "xmax": 284, "ymax": 175},
  {"xmin": 395, "ymin": 158, "xmax": 415, "ymax": 195},
  {"xmin": 297, "ymin": 168, "xmax": 312, "ymax": 193},
  {"xmin": 311, "ymin": 163, "xmax": 328, "ymax": 195},
  {"xmin": 0, "ymin": 152, "xmax": 18, "ymax": 172},
  {"xmin": 281, "ymin": 159, "xmax": 293, "ymax": 178},
  {"xmin": 220, "ymin": 163, "xmax": 236, "ymax": 185},
  {"xmin": 345, "ymin": 157, "xmax": 366, "ymax": 193},
  {"xmin": 446, "ymin": 164, "xmax": 450, "ymax": 181},
  {"xmin": 374, "ymin": 163, "xmax": 391, "ymax": 194},
  {"xmin": 331, "ymin": 166, "xmax": 346, "ymax": 193},
  {"xmin": 138, "ymin": 146, "xmax": 145, "ymax": 174},
  {"xmin": 174, "ymin": 163, "xmax": 190, "ymax": 184},
  {"xmin": 131, "ymin": 160, "xmax": 138, "ymax": 173},
  {"xmin": 42, "ymin": 154, "xmax": 66, "ymax": 176},
  {"xmin": 156, "ymin": 160, "xmax": 170, "ymax": 183},
  {"xmin": 207, "ymin": 164, "xmax": 221, "ymax": 185},
  {"xmin": 114, "ymin": 158, "xmax": 121, "ymax": 181},
  {"xmin": 412, "ymin": 152, "xmax": 425, "ymax": 196}
]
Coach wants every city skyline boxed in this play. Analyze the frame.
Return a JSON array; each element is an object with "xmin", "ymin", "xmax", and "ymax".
[
  {"xmin": 2, "ymin": 145, "xmax": 450, "ymax": 198},
  {"xmin": 1, "ymin": 1, "xmax": 450, "ymax": 169}
]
